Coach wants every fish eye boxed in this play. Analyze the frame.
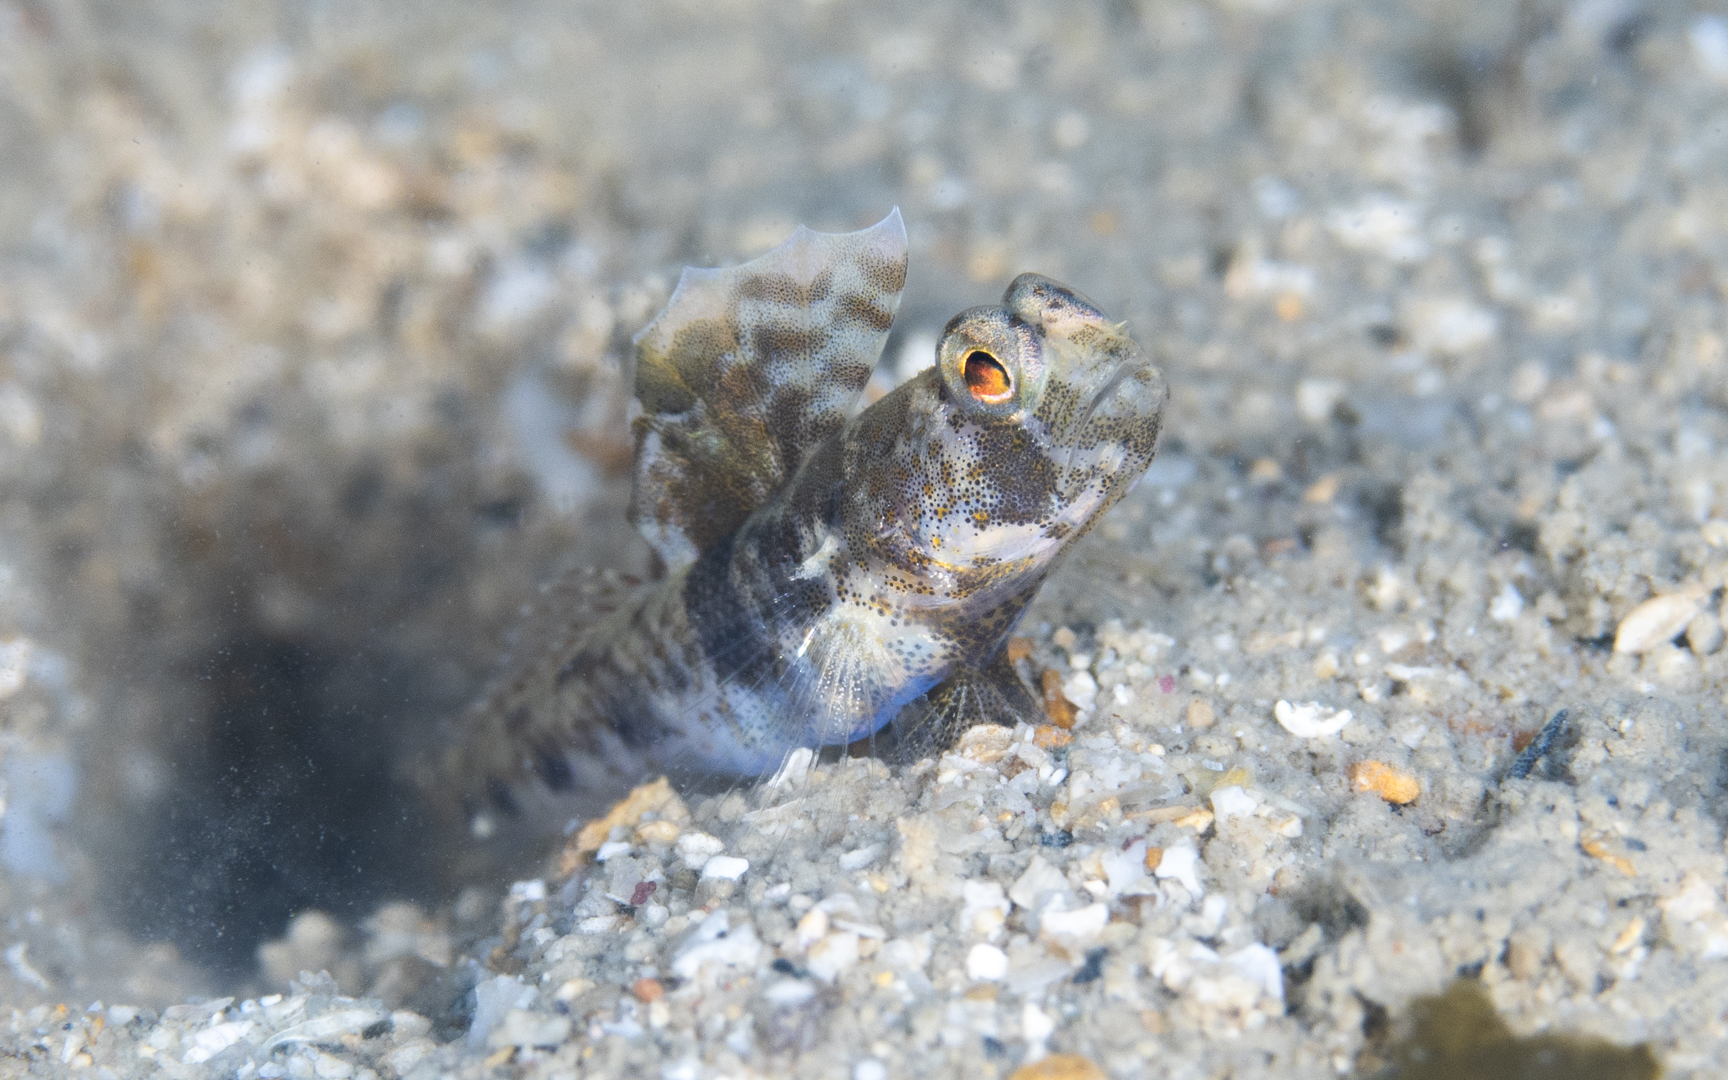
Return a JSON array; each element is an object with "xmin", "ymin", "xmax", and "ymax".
[
  {"xmin": 937, "ymin": 305, "xmax": 1039, "ymax": 416},
  {"xmin": 963, "ymin": 350, "xmax": 1013, "ymax": 402}
]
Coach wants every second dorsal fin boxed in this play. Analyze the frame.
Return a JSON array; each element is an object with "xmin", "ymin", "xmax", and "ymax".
[{"xmin": 628, "ymin": 209, "xmax": 908, "ymax": 572}]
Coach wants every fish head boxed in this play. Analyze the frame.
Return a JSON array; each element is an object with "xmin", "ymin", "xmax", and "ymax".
[{"xmin": 851, "ymin": 273, "xmax": 1165, "ymax": 601}]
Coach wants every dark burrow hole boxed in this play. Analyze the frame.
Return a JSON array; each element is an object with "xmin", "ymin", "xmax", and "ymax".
[
  {"xmin": 69, "ymin": 435, "xmax": 613, "ymax": 991},
  {"xmin": 110, "ymin": 629, "xmax": 444, "ymax": 977}
]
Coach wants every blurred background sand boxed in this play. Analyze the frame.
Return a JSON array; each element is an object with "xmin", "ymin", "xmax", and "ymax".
[{"xmin": 1, "ymin": 1, "xmax": 1727, "ymax": 1075}]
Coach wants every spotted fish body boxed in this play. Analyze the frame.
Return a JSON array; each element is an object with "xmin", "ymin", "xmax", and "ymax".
[{"xmin": 448, "ymin": 210, "xmax": 1166, "ymax": 827}]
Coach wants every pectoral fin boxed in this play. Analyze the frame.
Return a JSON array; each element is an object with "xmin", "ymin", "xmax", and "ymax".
[{"xmin": 882, "ymin": 649, "xmax": 1042, "ymax": 762}]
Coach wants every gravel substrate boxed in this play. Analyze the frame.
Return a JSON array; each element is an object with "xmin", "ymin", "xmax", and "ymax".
[{"xmin": 2, "ymin": 1, "xmax": 1727, "ymax": 1077}]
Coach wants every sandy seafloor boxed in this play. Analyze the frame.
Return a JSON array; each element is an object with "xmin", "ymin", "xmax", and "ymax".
[{"xmin": 2, "ymin": 0, "xmax": 1728, "ymax": 1076}]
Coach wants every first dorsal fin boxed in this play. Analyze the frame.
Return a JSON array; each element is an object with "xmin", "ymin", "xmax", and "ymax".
[{"xmin": 629, "ymin": 209, "xmax": 908, "ymax": 571}]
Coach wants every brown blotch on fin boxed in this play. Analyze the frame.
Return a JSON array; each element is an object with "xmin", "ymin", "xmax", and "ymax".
[{"xmin": 629, "ymin": 209, "xmax": 909, "ymax": 572}]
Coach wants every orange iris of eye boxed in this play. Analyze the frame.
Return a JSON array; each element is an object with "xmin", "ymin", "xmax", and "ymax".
[{"xmin": 963, "ymin": 350, "xmax": 1013, "ymax": 402}]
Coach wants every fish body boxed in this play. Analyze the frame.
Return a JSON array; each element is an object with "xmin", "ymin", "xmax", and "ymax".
[{"xmin": 447, "ymin": 210, "xmax": 1166, "ymax": 829}]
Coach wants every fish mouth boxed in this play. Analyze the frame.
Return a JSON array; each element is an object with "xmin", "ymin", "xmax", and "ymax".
[
  {"xmin": 1077, "ymin": 353, "xmax": 1152, "ymax": 429},
  {"xmin": 1057, "ymin": 353, "xmax": 1162, "ymax": 495}
]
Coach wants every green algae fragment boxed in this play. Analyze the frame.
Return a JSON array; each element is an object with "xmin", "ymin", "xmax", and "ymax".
[{"xmin": 1383, "ymin": 980, "xmax": 1660, "ymax": 1080}]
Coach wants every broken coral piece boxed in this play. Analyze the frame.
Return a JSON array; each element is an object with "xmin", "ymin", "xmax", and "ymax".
[
  {"xmin": 1009, "ymin": 1054, "xmax": 1106, "ymax": 1080},
  {"xmin": 559, "ymin": 776, "xmax": 690, "ymax": 876},
  {"xmin": 1347, "ymin": 760, "xmax": 1421, "ymax": 804},
  {"xmin": 1041, "ymin": 668, "xmax": 1079, "ymax": 728}
]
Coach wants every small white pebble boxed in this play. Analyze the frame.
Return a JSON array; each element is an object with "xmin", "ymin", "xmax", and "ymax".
[
  {"xmin": 805, "ymin": 931, "xmax": 861, "ymax": 982},
  {"xmin": 966, "ymin": 943, "xmax": 1009, "ymax": 981},
  {"xmin": 1614, "ymin": 592, "xmax": 1704, "ymax": 654},
  {"xmin": 1211, "ymin": 785, "xmax": 1257, "ymax": 820},
  {"xmin": 961, "ymin": 880, "xmax": 1011, "ymax": 939},
  {"xmin": 854, "ymin": 1060, "xmax": 889, "ymax": 1080},
  {"xmin": 1377, "ymin": 628, "xmax": 1411, "ymax": 654},
  {"xmin": 838, "ymin": 845, "xmax": 880, "ymax": 871},
  {"xmin": 1062, "ymin": 670, "xmax": 1098, "ymax": 711},
  {"xmin": 1274, "ymin": 700, "xmax": 1352, "ymax": 738},
  {"xmin": 1040, "ymin": 903, "xmax": 1109, "ymax": 943},
  {"xmin": 1022, "ymin": 1001, "xmax": 1055, "ymax": 1043},
  {"xmin": 676, "ymin": 831, "xmax": 725, "ymax": 868},
  {"xmin": 700, "ymin": 855, "xmax": 749, "ymax": 881},
  {"xmin": 794, "ymin": 907, "xmax": 831, "ymax": 951},
  {"xmin": 1297, "ymin": 378, "xmax": 1346, "ymax": 423},
  {"xmin": 594, "ymin": 841, "xmax": 632, "ymax": 862},
  {"xmin": 1489, "ymin": 582, "xmax": 1523, "ymax": 622},
  {"xmin": 1225, "ymin": 943, "xmax": 1285, "ymax": 1003},
  {"xmin": 763, "ymin": 979, "xmax": 816, "ymax": 1007}
]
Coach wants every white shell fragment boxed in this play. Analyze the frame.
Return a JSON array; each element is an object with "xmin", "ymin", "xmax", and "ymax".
[
  {"xmin": 1614, "ymin": 591, "xmax": 1704, "ymax": 653},
  {"xmin": 699, "ymin": 855, "xmax": 749, "ymax": 881},
  {"xmin": 262, "ymin": 1007, "xmax": 388, "ymax": 1051},
  {"xmin": 671, "ymin": 910, "xmax": 761, "ymax": 980},
  {"xmin": 1488, "ymin": 582, "xmax": 1524, "ymax": 622},
  {"xmin": 1273, "ymin": 699, "xmax": 1353, "ymax": 738},
  {"xmin": 837, "ymin": 844, "xmax": 880, "ymax": 870},
  {"xmin": 966, "ymin": 943, "xmax": 1009, "ymax": 981},
  {"xmin": 1210, "ymin": 785, "xmax": 1258, "ymax": 820},
  {"xmin": 1153, "ymin": 843, "xmax": 1204, "ymax": 897},
  {"xmin": 182, "ymin": 1020, "xmax": 256, "ymax": 1064},
  {"xmin": 960, "ymin": 880, "xmax": 1011, "ymax": 939},
  {"xmin": 805, "ymin": 931, "xmax": 860, "ymax": 982},
  {"xmin": 1224, "ymin": 943, "xmax": 1285, "ymax": 1004},
  {"xmin": 766, "ymin": 746, "xmax": 816, "ymax": 787},
  {"xmin": 1039, "ymin": 903, "xmax": 1109, "ymax": 944}
]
